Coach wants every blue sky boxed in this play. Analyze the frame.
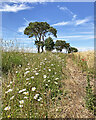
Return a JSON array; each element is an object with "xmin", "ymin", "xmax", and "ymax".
[{"xmin": 1, "ymin": 2, "xmax": 94, "ymax": 52}]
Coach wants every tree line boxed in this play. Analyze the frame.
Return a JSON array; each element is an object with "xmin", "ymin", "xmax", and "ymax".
[{"xmin": 24, "ymin": 22, "xmax": 78, "ymax": 53}]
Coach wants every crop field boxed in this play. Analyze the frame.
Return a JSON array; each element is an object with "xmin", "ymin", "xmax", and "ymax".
[{"xmin": 1, "ymin": 50, "xmax": 95, "ymax": 118}]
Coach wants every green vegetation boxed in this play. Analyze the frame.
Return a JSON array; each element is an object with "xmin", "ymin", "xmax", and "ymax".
[
  {"xmin": 45, "ymin": 37, "xmax": 54, "ymax": 51},
  {"xmin": 2, "ymin": 51, "xmax": 67, "ymax": 118}
]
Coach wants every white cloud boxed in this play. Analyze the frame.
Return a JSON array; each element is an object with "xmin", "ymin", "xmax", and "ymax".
[
  {"xmin": 52, "ymin": 21, "xmax": 70, "ymax": 26},
  {"xmin": 0, "ymin": 3, "xmax": 32, "ymax": 12},
  {"xmin": 57, "ymin": 6, "xmax": 74, "ymax": 15},
  {"xmin": 18, "ymin": 26, "xmax": 26, "ymax": 33},
  {"xmin": 75, "ymin": 17, "xmax": 90, "ymax": 26},
  {"xmin": 57, "ymin": 35, "xmax": 94, "ymax": 40}
]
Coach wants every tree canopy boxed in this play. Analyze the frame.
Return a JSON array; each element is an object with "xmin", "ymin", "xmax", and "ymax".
[
  {"xmin": 24, "ymin": 22, "xmax": 57, "ymax": 53},
  {"xmin": 45, "ymin": 37, "xmax": 54, "ymax": 51}
]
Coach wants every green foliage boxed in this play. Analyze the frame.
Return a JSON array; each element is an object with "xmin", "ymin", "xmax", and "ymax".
[
  {"xmin": 55, "ymin": 40, "xmax": 66, "ymax": 52},
  {"xmin": 85, "ymin": 75, "xmax": 96, "ymax": 115},
  {"xmin": 2, "ymin": 52, "xmax": 25, "ymax": 74},
  {"xmin": 68, "ymin": 47, "xmax": 78, "ymax": 53},
  {"xmin": 45, "ymin": 37, "xmax": 54, "ymax": 51},
  {"xmin": 24, "ymin": 22, "xmax": 57, "ymax": 53}
]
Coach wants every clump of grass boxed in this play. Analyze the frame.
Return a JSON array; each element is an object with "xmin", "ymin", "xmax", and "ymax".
[{"xmin": 2, "ymin": 52, "xmax": 26, "ymax": 74}]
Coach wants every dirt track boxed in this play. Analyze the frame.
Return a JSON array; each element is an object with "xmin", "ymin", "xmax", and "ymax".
[{"xmin": 49, "ymin": 57, "xmax": 95, "ymax": 118}]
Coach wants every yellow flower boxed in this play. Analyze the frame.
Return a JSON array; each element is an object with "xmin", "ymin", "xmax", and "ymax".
[{"xmin": 7, "ymin": 115, "xmax": 11, "ymax": 118}]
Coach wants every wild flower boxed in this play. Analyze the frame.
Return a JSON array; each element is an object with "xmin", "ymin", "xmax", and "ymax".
[
  {"xmin": 28, "ymin": 83, "xmax": 31, "ymax": 85},
  {"xmin": 32, "ymin": 87, "xmax": 36, "ymax": 91},
  {"xmin": 27, "ymin": 63, "xmax": 30, "ymax": 65},
  {"xmin": 38, "ymin": 97, "xmax": 42, "ymax": 101},
  {"xmin": 24, "ymin": 96, "xmax": 28, "ymax": 99},
  {"xmin": 45, "ymin": 84, "xmax": 48, "ymax": 86},
  {"xmin": 10, "ymin": 96, "xmax": 14, "ymax": 100},
  {"xmin": 5, "ymin": 89, "xmax": 13, "ymax": 93},
  {"xmin": 19, "ymin": 105, "xmax": 23, "ymax": 108},
  {"xmin": 34, "ymin": 94, "xmax": 39, "ymax": 99},
  {"xmin": 19, "ymin": 100, "xmax": 24, "ymax": 104},
  {"xmin": 55, "ymin": 72, "xmax": 57, "ymax": 74},
  {"xmin": 35, "ymin": 73, "xmax": 39, "ymax": 75},
  {"xmin": 31, "ymin": 76, "xmax": 34, "ymax": 79},
  {"xmin": 51, "ymin": 64, "xmax": 54, "ymax": 66},
  {"xmin": 7, "ymin": 85, "xmax": 10, "ymax": 88},
  {"xmin": 19, "ymin": 65, "xmax": 21, "ymax": 67},
  {"xmin": 10, "ymin": 81, "xmax": 12, "ymax": 84},
  {"xmin": 43, "ymin": 75, "xmax": 47, "ymax": 79},
  {"xmin": 7, "ymin": 115, "xmax": 11, "ymax": 118},
  {"xmin": 48, "ymin": 80, "xmax": 50, "ymax": 82},
  {"xmin": 48, "ymin": 69, "xmax": 51, "ymax": 72},
  {"xmin": 4, "ymin": 106, "xmax": 11, "ymax": 111},
  {"xmin": 23, "ymin": 92, "xmax": 29, "ymax": 95},
  {"xmin": 18, "ymin": 89, "xmax": 26, "ymax": 93},
  {"xmin": 25, "ymin": 68, "xmax": 29, "ymax": 70},
  {"xmin": 55, "ymin": 78, "xmax": 59, "ymax": 80},
  {"xmin": 16, "ymin": 71, "xmax": 18, "ymax": 73},
  {"xmin": 24, "ymin": 71, "xmax": 30, "ymax": 75},
  {"xmin": 54, "ymin": 81, "xmax": 58, "ymax": 84},
  {"xmin": 26, "ymin": 78, "xmax": 30, "ymax": 80}
]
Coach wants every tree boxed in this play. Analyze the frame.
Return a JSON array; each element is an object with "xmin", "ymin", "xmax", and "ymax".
[
  {"xmin": 55, "ymin": 40, "xmax": 66, "ymax": 52},
  {"xmin": 68, "ymin": 47, "xmax": 78, "ymax": 53},
  {"xmin": 65, "ymin": 43, "xmax": 70, "ymax": 53},
  {"xmin": 45, "ymin": 37, "xmax": 54, "ymax": 51},
  {"xmin": 24, "ymin": 22, "xmax": 57, "ymax": 53}
]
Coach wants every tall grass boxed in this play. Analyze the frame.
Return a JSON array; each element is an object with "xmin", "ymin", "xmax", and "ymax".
[{"xmin": 2, "ymin": 51, "xmax": 67, "ymax": 118}]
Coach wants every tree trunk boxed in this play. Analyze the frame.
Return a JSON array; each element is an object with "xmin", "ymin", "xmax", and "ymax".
[
  {"xmin": 41, "ymin": 46, "xmax": 43, "ymax": 53},
  {"xmin": 38, "ymin": 46, "xmax": 40, "ymax": 53}
]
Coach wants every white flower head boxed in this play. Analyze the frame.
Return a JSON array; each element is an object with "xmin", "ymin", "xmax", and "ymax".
[
  {"xmin": 24, "ymin": 71, "xmax": 30, "ymax": 75},
  {"xmin": 5, "ymin": 89, "xmax": 13, "ymax": 94},
  {"xmin": 24, "ymin": 96, "xmax": 28, "ymax": 99},
  {"xmin": 23, "ymin": 91, "xmax": 29, "ymax": 95},
  {"xmin": 19, "ymin": 105, "xmax": 23, "ymax": 108},
  {"xmin": 48, "ymin": 69, "xmax": 51, "ymax": 72},
  {"xmin": 55, "ymin": 78, "xmax": 59, "ymax": 80},
  {"xmin": 35, "ymin": 73, "xmax": 39, "ymax": 75},
  {"xmin": 34, "ymin": 94, "xmax": 39, "ymax": 99},
  {"xmin": 26, "ymin": 78, "xmax": 30, "ymax": 80},
  {"xmin": 43, "ymin": 75, "xmax": 47, "ymax": 79},
  {"xmin": 4, "ymin": 106, "xmax": 11, "ymax": 111},
  {"xmin": 31, "ymin": 76, "xmax": 34, "ymax": 79},
  {"xmin": 48, "ymin": 80, "xmax": 50, "ymax": 82},
  {"xmin": 54, "ymin": 82, "xmax": 58, "ymax": 85},
  {"xmin": 10, "ymin": 96, "xmax": 14, "ymax": 100},
  {"xmin": 19, "ymin": 100, "xmax": 24, "ymax": 104},
  {"xmin": 18, "ymin": 89, "xmax": 26, "ymax": 93},
  {"xmin": 38, "ymin": 97, "xmax": 42, "ymax": 101},
  {"xmin": 10, "ymin": 81, "xmax": 12, "ymax": 84},
  {"xmin": 32, "ymin": 87, "xmax": 36, "ymax": 91}
]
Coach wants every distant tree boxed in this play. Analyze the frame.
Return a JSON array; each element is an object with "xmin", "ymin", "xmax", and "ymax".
[
  {"xmin": 68, "ymin": 47, "xmax": 78, "ymax": 53},
  {"xmin": 55, "ymin": 40, "xmax": 66, "ymax": 52},
  {"xmin": 65, "ymin": 43, "xmax": 70, "ymax": 53},
  {"xmin": 45, "ymin": 37, "xmax": 54, "ymax": 51},
  {"xmin": 24, "ymin": 22, "xmax": 57, "ymax": 53}
]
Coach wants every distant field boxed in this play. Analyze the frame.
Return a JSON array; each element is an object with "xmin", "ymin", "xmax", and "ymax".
[{"xmin": 73, "ymin": 50, "xmax": 94, "ymax": 69}]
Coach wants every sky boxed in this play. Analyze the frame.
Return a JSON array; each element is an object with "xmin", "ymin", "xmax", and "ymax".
[{"xmin": 1, "ymin": 2, "xmax": 94, "ymax": 52}]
